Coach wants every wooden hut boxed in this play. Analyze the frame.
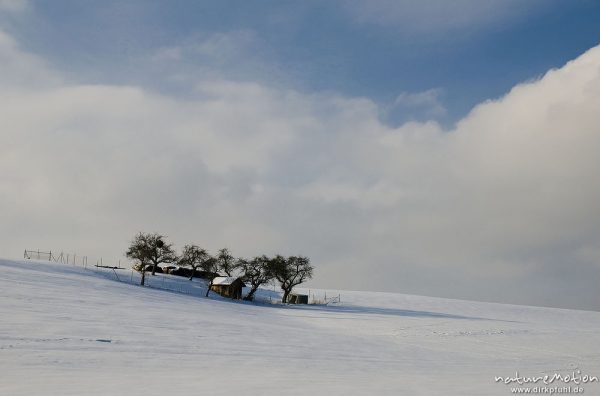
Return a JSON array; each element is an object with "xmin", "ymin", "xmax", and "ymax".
[
  {"xmin": 210, "ymin": 277, "xmax": 246, "ymax": 299},
  {"xmin": 287, "ymin": 293, "xmax": 309, "ymax": 304}
]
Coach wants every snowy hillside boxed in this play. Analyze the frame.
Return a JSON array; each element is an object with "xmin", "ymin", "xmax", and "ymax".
[{"xmin": 1, "ymin": 258, "xmax": 599, "ymax": 396}]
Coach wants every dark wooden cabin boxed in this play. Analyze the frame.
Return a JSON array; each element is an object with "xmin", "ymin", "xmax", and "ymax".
[
  {"xmin": 210, "ymin": 277, "xmax": 246, "ymax": 299},
  {"xmin": 167, "ymin": 267, "xmax": 219, "ymax": 279}
]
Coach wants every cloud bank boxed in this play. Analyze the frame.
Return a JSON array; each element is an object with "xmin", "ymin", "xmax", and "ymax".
[{"xmin": 1, "ymin": 29, "xmax": 599, "ymax": 310}]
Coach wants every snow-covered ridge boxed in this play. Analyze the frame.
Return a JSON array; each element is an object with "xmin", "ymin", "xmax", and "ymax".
[{"xmin": 1, "ymin": 258, "xmax": 599, "ymax": 396}]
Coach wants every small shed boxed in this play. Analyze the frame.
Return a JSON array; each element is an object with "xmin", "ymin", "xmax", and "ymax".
[
  {"xmin": 287, "ymin": 293, "xmax": 309, "ymax": 304},
  {"xmin": 210, "ymin": 277, "xmax": 246, "ymax": 299}
]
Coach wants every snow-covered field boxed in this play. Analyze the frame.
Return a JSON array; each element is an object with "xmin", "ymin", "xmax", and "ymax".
[{"xmin": 1, "ymin": 258, "xmax": 599, "ymax": 396}]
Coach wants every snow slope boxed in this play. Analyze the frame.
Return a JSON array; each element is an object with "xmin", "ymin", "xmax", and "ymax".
[{"xmin": 1, "ymin": 258, "xmax": 599, "ymax": 395}]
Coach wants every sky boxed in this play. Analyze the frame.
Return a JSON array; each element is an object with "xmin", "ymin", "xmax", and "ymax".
[{"xmin": 1, "ymin": 0, "xmax": 600, "ymax": 310}]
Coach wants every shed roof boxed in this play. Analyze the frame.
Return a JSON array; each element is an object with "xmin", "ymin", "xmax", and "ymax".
[{"xmin": 212, "ymin": 276, "xmax": 244, "ymax": 286}]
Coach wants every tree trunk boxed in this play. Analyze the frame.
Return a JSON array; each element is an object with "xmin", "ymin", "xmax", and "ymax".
[
  {"xmin": 282, "ymin": 289, "xmax": 290, "ymax": 304},
  {"xmin": 246, "ymin": 286, "xmax": 259, "ymax": 301},
  {"xmin": 189, "ymin": 267, "xmax": 195, "ymax": 281},
  {"xmin": 205, "ymin": 279, "xmax": 213, "ymax": 297},
  {"xmin": 140, "ymin": 268, "xmax": 146, "ymax": 286},
  {"xmin": 151, "ymin": 262, "xmax": 157, "ymax": 276}
]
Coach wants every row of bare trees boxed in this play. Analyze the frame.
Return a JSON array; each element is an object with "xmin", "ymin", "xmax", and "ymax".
[{"xmin": 125, "ymin": 232, "xmax": 313, "ymax": 302}]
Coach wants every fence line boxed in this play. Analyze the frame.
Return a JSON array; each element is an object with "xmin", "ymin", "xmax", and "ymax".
[
  {"xmin": 23, "ymin": 248, "xmax": 211, "ymax": 297},
  {"xmin": 23, "ymin": 249, "xmax": 126, "ymax": 270}
]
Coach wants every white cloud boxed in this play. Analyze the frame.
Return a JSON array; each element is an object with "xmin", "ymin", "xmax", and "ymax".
[
  {"xmin": 2, "ymin": 31, "xmax": 600, "ymax": 310},
  {"xmin": 151, "ymin": 47, "xmax": 182, "ymax": 63},
  {"xmin": 0, "ymin": 31, "xmax": 59, "ymax": 90},
  {"xmin": 0, "ymin": 0, "xmax": 28, "ymax": 13},
  {"xmin": 147, "ymin": 30, "xmax": 283, "ymax": 89},
  {"xmin": 340, "ymin": 0, "xmax": 545, "ymax": 33},
  {"xmin": 388, "ymin": 89, "xmax": 447, "ymax": 121}
]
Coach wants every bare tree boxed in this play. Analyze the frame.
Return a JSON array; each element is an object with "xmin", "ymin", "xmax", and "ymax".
[
  {"xmin": 178, "ymin": 244, "xmax": 210, "ymax": 280},
  {"xmin": 125, "ymin": 235, "xmax": 150, "ymax": 286},
  {"xmin": 270, "ymin": 255, "xmax": 314, "ymax": 303},
  {"xmin": 238, "ymin": 255, "xmax": 273, "ymax": 301},
  {"xmin": 216, "ymin": 248, "xmax": 237, "ymax": 277},
  {"xmin": 199, "ymin": 255, "xmax": 219, "ymax": 297},
  {"xmin": 125, "ymin": 232, "xmax": 176, "ymax": 286}
]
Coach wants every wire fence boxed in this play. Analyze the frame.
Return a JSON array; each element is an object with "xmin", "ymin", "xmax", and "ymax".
[
  {"xmin": 254, "ymin": 282, "xmax": 341, "ymax": 305},
  {"xmin": 307, "ymin": 290, "xmax": 341, "ymax": 305},
  {"xmin": 23, "ymin": 249, "xmax": 124, "ymax": 269},
  {"xmin": 23, "ymin": 248, "xmax": 212, "ymax": 295}
]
